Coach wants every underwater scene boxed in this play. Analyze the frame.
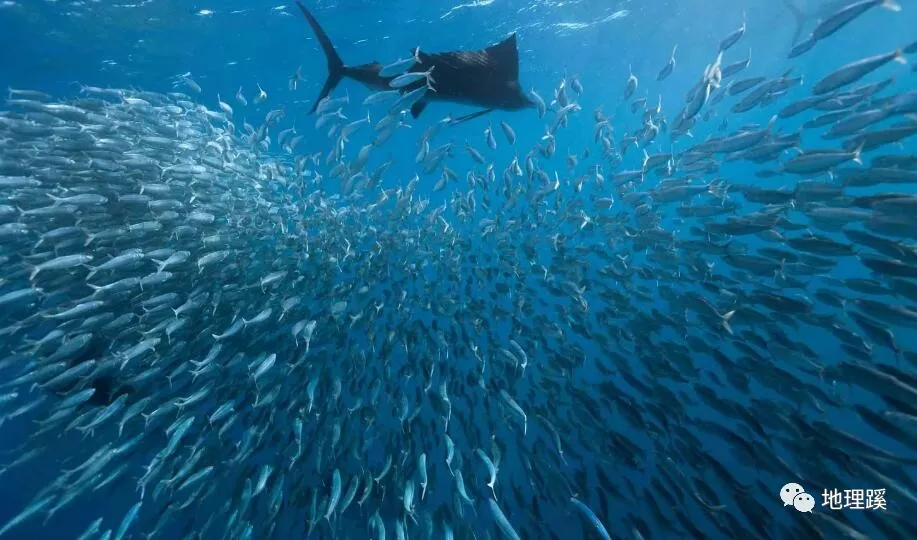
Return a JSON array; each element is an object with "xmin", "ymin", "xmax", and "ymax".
[{"xmin": 1, "ymin": 0, "xmax": 917, "ymax": 538}]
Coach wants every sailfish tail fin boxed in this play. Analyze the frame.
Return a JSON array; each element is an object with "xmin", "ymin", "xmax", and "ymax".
[{"xmin": 296, "ymin": 2, "xmax": 346, "ymax": 113}]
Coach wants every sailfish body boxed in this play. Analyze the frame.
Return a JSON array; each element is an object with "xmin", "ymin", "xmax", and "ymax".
[{"xmin": 295, "ymin": 2, "xmax": 533, "ymax": 120}]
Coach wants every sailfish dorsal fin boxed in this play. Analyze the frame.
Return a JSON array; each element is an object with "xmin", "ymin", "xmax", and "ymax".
[{"xmin": 485, "ymin": 33, "xmax": 520, "ymax": 81}]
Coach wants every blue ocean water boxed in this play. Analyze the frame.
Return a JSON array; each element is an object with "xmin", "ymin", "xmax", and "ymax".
[{"xmin": 1, "ymin": 0, "xmax": 916, "ymax": 539}]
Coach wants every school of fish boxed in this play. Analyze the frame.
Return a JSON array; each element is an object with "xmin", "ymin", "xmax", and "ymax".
[{"xmin": 1, "ymin": 1, "xmax": 917, "ymax": 539}]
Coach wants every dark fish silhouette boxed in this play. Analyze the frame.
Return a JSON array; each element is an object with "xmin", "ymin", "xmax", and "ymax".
[{"xmin": 295, "ymin": 2, "xmax": 532, "ymax": 122}]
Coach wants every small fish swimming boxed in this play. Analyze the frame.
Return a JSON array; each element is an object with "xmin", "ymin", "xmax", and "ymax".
[
  {"xmin": 378, "ymin": 48, "xmax": 422, "ymax": 77},
  {"xmin": 657, "ymin": 45, "xmax": 677, "ymax": 81},
  {"xmin": 254, "ymin": 83, "xmax": 268, "ymax": 104},
  {"xmin": 813, "ymin": 48, "xmax": 907, "ymax": 94},
  {"xmin": 235, "ymin": 86, "xmax": 248, "ymax": 106},
  {"xmin": 624, "ymin": 65, "xmax": 638, "ymax": 99}
]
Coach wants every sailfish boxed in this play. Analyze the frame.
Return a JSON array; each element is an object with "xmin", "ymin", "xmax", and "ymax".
[{"xmin": 295, "ymin": 2, "xmax": 533, "ymax": 123}]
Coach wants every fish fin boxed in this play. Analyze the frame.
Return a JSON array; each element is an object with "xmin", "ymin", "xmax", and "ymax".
[
  {"xmin": 449, "ymin": 109, "xmax": 496, "ymax": 126},
  {"xmin": 296, "ymin": 2, "xmax": 346, "ymax": 113},
  {"xmin": 852, "ymin": 142, "xmax": 864, "ymax": 165},
  {"xmin": 883, "ymin": 0, "xmax": 902, "ymax": 12},
  {"xmin": 410, "ymin": 100, "xmax": 428, "ymax": 119},
  {"xmin": 893, "ymin": 49, "xmax": 907, "ymax": 65},
  {"xmin": 721, "ymin": 310, "xmax": 736, "ymax": 335},
  {"xmin": 484, "ymin": 33, "xmax": 522, "ymax": 82}
]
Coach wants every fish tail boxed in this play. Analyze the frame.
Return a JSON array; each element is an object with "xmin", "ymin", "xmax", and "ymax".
[
  {"xmin": 780, "ymin": 0, "xmax": 805, "ymax": 45},
  {"xmin": 852, "ymin": 142, "xmax": 865, "ymax": 165},
  {"xmin": 296, "ymin": 2, "xmax": 346, "ymax": 114},
  {"xmin": 720, "ymin": 309, "xmax": 736, "ymax": 335},
  {"xmin": 883, "ymin": 0, "xmax": 901, "ymax": 12}
]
